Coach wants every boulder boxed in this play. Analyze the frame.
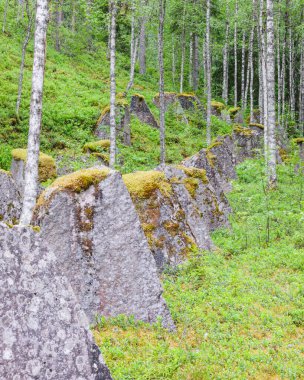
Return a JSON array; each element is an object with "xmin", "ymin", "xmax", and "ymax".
[
  {"xmin": 11, "ymin": 149, "xmax": 57, "ymax": 192},
  {"xmin": 33, "ymin": 168, "xmax": 174, "ymax": 329},
  {"xmin": 211, "ymin": 101, "xmax": 226, "ymax": 117},
  {"xmin": 233, "ymin": 125, "xmax": 263, "ymax": 163},
  {"xmin": 0, "ymin": 223, "xmax": 112, "ymax": 379},
  {"xmin": 177, "ymin": 94, "xmax": 203, "ymax": 111},
  {"xmin": 0, "ymin": 170, "xmax": 21, "ymax": 223},
  {"xmin": 130, "ymin": 94, "xmax": 159, "ymax": 128},
  {"xmin": 96, "ymin": 104, "xmax": 131, "ymax": 146},
  {"xmin": 123, "ymin": 166, "xmax": 229, "ymax": 270},
  {"xmin": 228, "ymin": 107, "xmax": 243, "ymax": 123},
  {"xmin": 153, "ymin": 92, "xmax": 177, "ymax": 110}
]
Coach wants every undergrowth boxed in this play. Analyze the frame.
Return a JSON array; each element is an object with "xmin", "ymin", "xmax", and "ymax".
[{"xmin": 94, "ymin": 158, "xmax": 304, "ymax": 380}]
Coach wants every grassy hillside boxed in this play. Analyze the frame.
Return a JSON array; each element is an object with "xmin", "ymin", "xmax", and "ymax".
[
  {"xmin": 94, "ymin": 158, "xmax": 304, "ymax": 379},
  {"xmin": 0, "ymin": 32, "xmax": 232, "ymax": 174}
]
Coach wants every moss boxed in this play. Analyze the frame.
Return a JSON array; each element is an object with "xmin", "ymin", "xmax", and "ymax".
[
  {"xmin": 11, "ymin": 148, "xmax": 57, "ymax": 182},
  {"xmin": 233, "ymin": 126, "xmax": 254, "ymax": 137},
  {"xmin": 123, "ymin": 170, "xmax": 172, "ymax": 199},
  {"xmin": 91, "ymin": 153, "xmax": 110, "ymax": 164},
  {"xmin": 211, "ymin": 101, "xmax": 225, "ymax": 111},
  {"xmin": 228, "ymin": 106, "xmax": 241, "ymax": 116},
  {"xmin": 279, "ymin": 148, "xmax": 288, "ymax": 162},
  {"xmin": 0, "ymin": 169, "xmax": 10, "ymax": 175},
  {"xmin": 177, "ymin": 92, "xmax": 195, "ymax": 98},
  {"xmin": 37, "ymin": 168, "xmax": 110, "ymax": 210},
  {"xmin": 163, "ymin": 220, "xmax": 180, "ymax": 237},
  {"xmin": 83, "ymin": 140, "xmax": 110, "ymax": 153},
  {"xmin": 249, "ymin": 123, "xmax": 264, "ymax": 130},
  {"xmin": 294, "ymin": 138, "xmax": 304, "ymax": 144},
  {"xmin": 175, "ymin": 165, "xmax": 209, "ymax": 184},
  {"xmin": 206, "ymin": 150, "xmax": 216, "ymax": 168},
  {"xmin": 142, "ymin": 223, "xmax": 156, "ymax": 233},
  {"xmin": 154, "ymin": 91, "xmax": 176, "ymax": 98},
  {"xmin": 183, "ymin": 177, "xmax": 200, "ymax": 198},
  {"xmin": 206, "ymin": 141, "xmax": 223, "ymax": 151},
  {"xmin": 32, "ymin": 226, "xmax": 41, "ymax": 233},
  {"xmin": 133, "ymin": 93, "xmax": 145, "ymax": 100}
]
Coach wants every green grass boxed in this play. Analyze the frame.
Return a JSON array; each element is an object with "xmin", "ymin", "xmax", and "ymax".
[
  {"xmin": 94, "ymin": 158, "xmax": 304, "ymax": 380},
  {"xmin": 0, "ymin": 30, "xmax": 233, "ymax": 173}
]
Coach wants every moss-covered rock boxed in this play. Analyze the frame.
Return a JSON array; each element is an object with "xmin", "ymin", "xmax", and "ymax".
[
  {"xmin": 83, "ymin": 139, "xmax": 110, "ymax": 153},
  {"xmin": 249, "ymin": 123, "xmax": 264, "ymax": 130},
  {"xmin": 123, "ymin": 170, "xmax": 172, "ymax": 199},
  {"xmin": 294, "ymin": 137, "xmax": 304, "ymax": 144}
]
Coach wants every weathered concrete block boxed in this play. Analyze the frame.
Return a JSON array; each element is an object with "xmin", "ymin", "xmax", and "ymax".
[
  {"xmin": 0, "ymin": 170, "xmax": 21, "ymax": 223},
  {"xmin": 33, "ymin": 168, "xmax": 174, "ymax": 329},
  {"xmin": 233, "ymin": 125, "xmax": 263, "ymax": 163},
  {"xmin": 130, "ymin": 94, "xmax": 159, "ymax": 129},
  {"xmin": 96, "ymin": 104, "xmax": 131, "ymax": 146},
  {"xmin": 123, "ymin": 166, "xmax": 229, "ymax": 270},
  {"xmin": 11, "ymin": 149, "xmax": 57, "ymax": 192},
  {"xmin": 0, "ymin": 223, "xmax": 112, "ymax": 379}
]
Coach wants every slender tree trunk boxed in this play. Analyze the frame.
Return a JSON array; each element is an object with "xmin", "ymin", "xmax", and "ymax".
[
  {"xmin": 16, "ymin": 8, "xmax": 33, "ymax": 118},
  {"xmin": 289, "ymin": 28, "xmax": 295, "ymax": 119},
  {"xmin": 192, "ymin": 33, "xmax": 199, "ymax": 91},
  {"xmin": 20, "ymin": 0, "xmax": 49, "ymax": 225},
  {"xmin": 234, "ymin": 0, "xmax": 238, "ymax": 107},
  {"xmin": 109, "ymin": 0, "xmax": 117, "ymax": 168},
  {"xmin": 277, "ymin": 29, "xmax": 281, "ymax": 126},
  {"xmin": 241, "ymin": 31, "xmax": 246, "ymax": 110},
  {"xmin": 206, "ymin": 0, "xmax": 211, "ymax": 145},
  {"xmin": 54, "ymin": 0, "xmax": 62, "ymax": 52},
  {"xmin": 139, "ymin": 0, "xmax": 147, "ymax": 75},
  {"xmin": 158, "ymin": 0, "xmax": 166, "ymax": 164},
  {"xmin": 260, "ymin": 0, "xmax": 268, "ymax": 159},
  {"xmin": 189, "ymin": 32, "xmax": 193, "ymax": 88},
  {"xmin": 249, "ymin": 0, "xmax": 257, "ymax": 123},
  {"xmin": 71, "ymin": 0, "xmax": 76, "ymax": 33},
  {"xmin": 2, "ymin": 0, "xmax": 9, "ymax": 33},
  {"xmin": 244, "ymin": 32, "xmax": 252, "ymax": 112},
  {"xmin": 172, "ymin": 35, "xmax": 176, "ymax": 88},
  {"xmin": 179, "ymin": 1, "xmax": 186, "ymax": 93},
  {"xmin": 222, "ymin": 20, "xmax": 230, "ymax": 103},
  {"xmin": 266, "ymin": 0, "xmax": 277, "ymax": 188},
  {"xmin": 126, "ymin": 3, "xmax": 139, "ymax": 93},
  {"xmin": 300, "ymin": 38, "xmax": 304, "ymax": 135}
]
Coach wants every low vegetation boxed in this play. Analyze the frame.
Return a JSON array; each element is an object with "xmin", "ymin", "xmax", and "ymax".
[{"xmin": 94, "ymin": 158, "xmax": 304, "ymax": 379}]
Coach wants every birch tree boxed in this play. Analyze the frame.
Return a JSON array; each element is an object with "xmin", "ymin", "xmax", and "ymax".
[
  {"xmin": 109, "ymin": 0, "xmax": 117, "ymax": 168},
  {"xmin": 222, "ymin": 18, "xmax": 230, "ymax": 103},
  {"xmin": 20, "ymin": 0, "xmax": 49, "ymax": 225},
  {"xmin": 158, "ymin": 0, "xmax": 166, "ymax": 164},
  {"xmin": 126, "ymin": 2, "xmax": 139, "ymax": 93},
  {"xmin": 16, "ymin": 0, "xmax": 34, "ymax": 118},
  {"xmin": 266, "ymin": 0, "xmax": 277, "ymax": 188},
  {"xmin": 2, "ymin": 0, "xmax": 9, "ymax": 33},
  {"xmin": 234, "ymin": 0, "xmax": 238, "ymax": 107},
  {"xmin": 206, "ymin": 0, "xmax": 211, "ymax": 145}
]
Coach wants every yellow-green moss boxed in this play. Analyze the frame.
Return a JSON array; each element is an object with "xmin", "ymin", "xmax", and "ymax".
[
  {"xmin": 91, "ymin": 152, "xmax": 110, "ymax": 164},
  {"xmin": 206, "ymin": 150, "xmax": 216, "ymax": 168},
  {"xmin": 177, "ymin": 92, "xmax": 196, "ymax": 98},
  {"xmin": 123, "ymin": 170, "xmax": 172, "ymax": 199},
  {"xmin": 183, "ymin": 178, "xmax": 200, "ymax": 198},
  {"xmin": 206, "ymin": 141, "xmax": 223, "ymax": 151},
  {"xmin": 249, "ymin": 123, "xmax": 264, "ymax": 130},
  {"xmin": 294, "ymin": 137, "xmax": 304, "ymax": 144},
  {"xmin": 211, "ymin": 101, "xmax": 225, "ymax": 111},
  {"xmin": 11, "ymin": 149, "xmax": 57, "ymax": 182},
  {"xmin": 0, "ymin": 169, "xmax": 10, "ymax": 175},
  {"xmin": 233, "ymin": 126, "xmax": 254, "ymax": 137},
  {"xmin": 228, "ymin": 106, "xmax": 241, "ymax": 115},
  {"xmin": 83, "ymin": 140, "xmax": 110, "ymax": 153},
  {"xmin": 133, "ymin": 93, "xmax": 145, "ymax": 100},
  {"xmin": 31, "ymin": 226, "xmax": 41, "ymax": 233},
  {"xmin": 175, "ymin": 165, "xmax": 209, "ymax": 184}
]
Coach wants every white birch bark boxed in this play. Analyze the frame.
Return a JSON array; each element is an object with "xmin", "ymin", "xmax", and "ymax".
[
  {"xmin": 189, "ymin": 32, "xmax": 193, "ymax": 88},
  {"xmin": 222, "ymin": 20, "xmax": 230, "ymax": 103},
  {"xmin": 206, "ymin": 0, "xmax": 211, "ymax": 145},
  {"xmin": 179, "ymin": 1, "xmax": 186, "ymax": 93},
  {"xmin": 16, "ymin": 1, "xmax": 33, "ymax": 117},
  {"xmin": 277, "ymin": 29, "xmax": 281, "ymax": 127},
  {"xmin": 300, "ymin": 38, "xmax": 304, "ymax": 135},
  {"xmin": 139, "ymin": 0, "xmax": 147, "ymax": 75},
  {"xmin": 192, "ymin": 33, "xmax": 199, "ymax": 91},
  {"xmin": 241, "ymin": 31, "xmax": 246, "ymax": 110},
  {"xmin": 109, "ymin": 0, "xmax": 117, "ymax": 168},
  {"xmin": 249, "ymin": 0, "xmax": 257, "ymax": 123},
  {"xmin": 234, "ymin": 0, "xmax": 238, "ymax": 107},
  {"xmin": 158, "ymin": 0, "xmax": 166, "ymax": 164},
  {"xmin": 288, "ymin": 28, "xmax": 295, "ymax": 119},
  {"xmin": 126, "ymin": 3, "xmax": 139, "ymax": 93},
  {"xmin": 20, "ymin": 0, "xmax": 49, "ymax": 225},
  {"xmin": 2, "ymin": 0, "xmax": 9, "ymax": 33},
  {"xmin": 266, "ymin": 0, "xmax": 277, "ymax": 188},
  {"xmin": 172, "ymin": 35, "xmax": 176, "ymax": 88}
]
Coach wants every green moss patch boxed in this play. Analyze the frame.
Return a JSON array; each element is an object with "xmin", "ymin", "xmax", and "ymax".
[
  {"xmin": 211, "ymin": 101, "xmax": 225, "ymax": 111},
  {"xmin": 228, "ymin": 106, "xmax": 241, "ymax": 116},
  {"xmin": 11, "ymin": 148, "xmax": 57, "ymax": 182},
  {"xmin": 123, "ymin": 170, "xmax": 172, "ymax": 199},
  {"xmin": 294, "ymin": 137, "xmax": 304, "ymax": 144},
  {"xmin": 233, "ymin": 126, "xmax": 254, "ymax": 137},
  {"xmin": 83, "ymin": 140, "xmax": 110, "ymax": 153},
  {"xmin": 249, "ymin": 123, "xmax": 264, "ymax": 130}
]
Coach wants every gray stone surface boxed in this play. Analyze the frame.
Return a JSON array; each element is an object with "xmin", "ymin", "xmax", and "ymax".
[
  {"xmin": 10, "ymin": 158, "xmax": 25, "ymax": 193},
  {"xmin": 130, "ymin": 95, "xmax": 159, "ymax": 128},
  {"xmin": 125, "ymin": 165, "xmax": 230, "ymax": 271},
  {"xmin": 0, "ymin": 170, "xmax": 21, "ymax": 223},
  {"xmin": 0, "ymin": 223, "xmax": 112, "ymax": 379},
  {"xmin": 96, "ymin": 105, "xmax": 131, "ymax": 146},
  {"xmin": 233, "ymin": 126, "xmax": 263, "ymax": 164},
  {"xmin": 34, "ymin": 169, "xmax": 174, "ymax": 329}
]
